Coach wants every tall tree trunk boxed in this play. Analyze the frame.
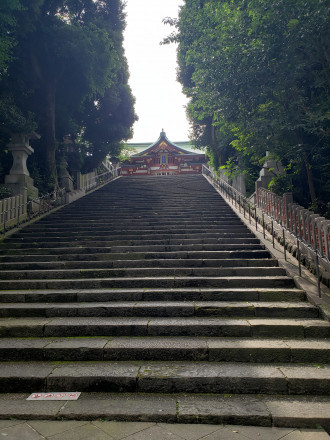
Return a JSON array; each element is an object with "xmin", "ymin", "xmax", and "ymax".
[
  {"xmin": 45, "ymin": 81, "xmax": 58, "ymax": 190},
  {"xmin": 303, "ymin": 153, "xmax": 317, "ymax": 203}
]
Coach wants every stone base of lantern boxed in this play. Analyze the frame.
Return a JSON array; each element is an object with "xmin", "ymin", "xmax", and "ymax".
[{"xmin": 5, "ymin": 174, "xmax": 39, "ymax": 200}]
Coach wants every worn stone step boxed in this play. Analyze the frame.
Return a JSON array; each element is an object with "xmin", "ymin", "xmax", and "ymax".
[
  {"xmin": 5, "ymin": 232, "xmax": 256, "ymax": 241},
  {"xmin": 40, "ymin": 197, "xmax": 226, "ymax": 203},
  {"xmin": 0, "ymin": 250, "xmax": 273, "ymax": 262},
  {"xmin": 25, "ymin": 219, "xmax": 241, "ymax": 227},
  {"xmin": 0, "ymin": 361, "xmax": 329, "ymax": 394},
  {"xmin": 39, "ymin": 218, "xmax": 240, "ymax": 225},
  {"xmin": 0, "ymin": 301, "xmax": 318, "ymax": 319},
  {"xmin": 0, "ymin": 237, "xmax": 262, "ymax": 249},
  {"xmin": 20, "ymin": 224, "xmax": 249, "ymax": 232},
  {"xmin": 25, "ymin": 220, "xmax": 245, "ymax": 228},
  {"xmin": 21, "ymin": 224, "xmax": 249, "ymax": 233},
  {"xmin": 0, "ymin": 287, "xmax": 307, "ymax": 303},
  {"xmin": 0, "ymin": 275, "xmax": 295, "ymax": 290},
  {"xmin": 0, "ymin": 337, "xmax": 328, "ymax": 363},
  {"xmin": 0, "ymin": 259, "xmax": 279, "ymax": 271},
  {"xmin": 41, "ymin": 213, "xmax": 238, "ymax": 220},
  {"xmin": 0, "ymin": 393, "xmax": 328, "ymax": 429},
  {"xmin": 0, "ymin": 244, "xmax": 266, "ymax": 255},
  {"xmin": 0, "ymin": 317, "xmax": 328, "ymax": 338},
  {"xmin": 37, "ymin": 202, "xmax": 233, "ymax": 209},
  {"xmin": 0, "ymin": 267, "xmax": 287, "ymax": 280}
]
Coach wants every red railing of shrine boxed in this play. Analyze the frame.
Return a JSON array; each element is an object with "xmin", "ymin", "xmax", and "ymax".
[
  {"xmin": 257, "ymin": 187, "xmax": 330, "ymax": 262},
  {"xmin": 202, "ymin": 164, "xmax": 330, "ymax": 297}
]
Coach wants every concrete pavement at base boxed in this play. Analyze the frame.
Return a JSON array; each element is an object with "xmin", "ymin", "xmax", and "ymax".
[{"xmin": 0, "ymin": 420, "xmax": 328, "ymax": 440}]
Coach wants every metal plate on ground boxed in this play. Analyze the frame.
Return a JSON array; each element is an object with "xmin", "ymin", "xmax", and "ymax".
[{"xmin": 27, "ymin": 392, "xmax": 81, "ymax": 401}]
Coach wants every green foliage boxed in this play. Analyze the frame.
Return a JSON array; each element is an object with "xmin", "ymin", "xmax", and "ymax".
[
  {"xmin": 268, "ymin": 173, "xmax": 294, "ymax": 196},
  {"xmin": 171, "ymin": 0, "xmax": 330, "ymax": 210},
  {"xmin": 0, "ymin": 0, "xmax": 136, "ymax": 189},
  {"xmin": 0, "ymin": 0, "xmax": 22, "ymax": 73},
  {"xmin": 119, "ymin": 145, "xmax": 137, "ymax": 162},
  {"xmin": 0, "ymin": 185, "xmax": 14, "ymax": 200}
]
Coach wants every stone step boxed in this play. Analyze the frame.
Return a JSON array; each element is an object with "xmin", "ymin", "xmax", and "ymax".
[
  {"xmin": 0, "ymin": 393, "xmax": 328, "ymax": 429},
  {"xmin": 0, "ymin": 317, "xmax": 328, "ymax": 338},
  {"xmin": 0, "ymin": 275, "xmax": 295, "ymax": 290},
  {"xmin": 0, "ymin": 301, "xmax": 318, "ymax": 318},
  {"xmin": 21, "ymin": 221, "xmax": 247, "ymax": 229},
  {"xmin": 11, "ymin": 214, "xmax": 242, "ymax": 220},
  {"xmin": 0, "ymin": 361, "xmax": 329, "ymax": 394},
  {"xmin": 0, "ymin": 337, "xmax": 328, "ymax": 363},
  {"xmin": 0, "ymin": 288, "xmax": 307, "ymax": 303},
  {"xmin": 0, "ymin": 250, "xmax": 273, "ymax": 262},
  {"xmin": 20, "ymin": 226, "xmax": 250, "ymax": 234},
  {"xmin": 26, "ymin": 220, "xmax": 245, "ymax": 227},
  {"xmin": 0, "ymin": 267, "xmax": 287, "ymax": 280},
  {"xmin": 40, "ymin": 212, "xmax": 238, "ymax": 219},
  {"xmin": 0, "ymin": 258, "xmax": 279, "ymax": 271},
  {"xmin": 40, "ymin": 217, "xmax": 240, "ymax": 224},
  {"xmin": 6, "ymin": 232, "xmax": 256, "ymax": 241},
  {"xmin": 38, "ymin": 202, "xmax": 231, "ymax": 208},
  {"xmin": 0, "ymin": 244, "xmax": 266, "ymax": 255},
  {"xmin": 0, "ymin": 237, "xmax": 261, "ymax": 249}
]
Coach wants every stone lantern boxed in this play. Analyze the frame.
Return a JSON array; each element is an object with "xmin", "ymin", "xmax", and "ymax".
[
  {"xmin": 255, "ymin": 151, "xmax": 285, "ymax": 192},
  {"xmin": 5, "ymin": 132, "xmax": 40, "ymax": 198},
  {"xmin": 57, "ymin": 135, "xmax": 75, "ymax": 192}
]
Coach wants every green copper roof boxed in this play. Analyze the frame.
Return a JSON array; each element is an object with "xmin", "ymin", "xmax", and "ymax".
[{"xmin": 129, "ymin": 131, "xmax": 204, "ymax": 157}]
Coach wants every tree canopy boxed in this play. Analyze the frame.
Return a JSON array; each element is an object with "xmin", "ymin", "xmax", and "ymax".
[
  {"xmin": 169, "ymin": 0, "xmax": 330, "ymax": 213},
  {"xmin": 0, "ymin": 0, "xmax": 137, "ymax": 191}
]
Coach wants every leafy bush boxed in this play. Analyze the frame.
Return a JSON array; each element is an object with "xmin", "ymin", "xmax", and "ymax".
[{"xmin": 0, "ymin": 185, "xmax": 14, "ymax": 200}]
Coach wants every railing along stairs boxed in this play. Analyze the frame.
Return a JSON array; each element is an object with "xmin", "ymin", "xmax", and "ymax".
[
  {"xmin": 202, "ymin": 164, "xmax": 330, "ymax": 297},
  {"xmin": 0, "ymin": 165, "xmax": 117, "ymax": 235}
]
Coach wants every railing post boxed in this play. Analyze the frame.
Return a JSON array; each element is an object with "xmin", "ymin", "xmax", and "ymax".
[
  {"xmin": 315, "ymin": 250, "xmax": 321, "ymax": 298},
  {"xmin": 16, "ymin": 201, "xmax": 20, "ymax": 227},
  {"xmin": 263, "ymin": 213, "xmax": 265, "ymax": 238},
  {"xmin": 3, "ymin": 208, "xmax": 6, "ymax": 233},
  {"xmin": 297, "ymin": 238, "xmax": 301, "ymax": 277},
  {"xmin": 271, "ymin": 219, "xmax": 275, "ymax": 248}
]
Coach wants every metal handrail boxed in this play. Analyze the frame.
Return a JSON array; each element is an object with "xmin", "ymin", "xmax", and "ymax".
[{"xmin": 202, "ymin": 164, "xmax": 330, "ymax": 297}]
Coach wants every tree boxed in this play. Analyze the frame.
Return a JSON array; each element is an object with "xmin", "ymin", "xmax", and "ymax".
[
  {"xmin": 0, "ymin": 0, "xmax": 136, "ymax": 190},
  {"xmin": 171, "ymin": 0, "xmax": 330, "ymax": 210},
  {"xmin": 0, "ymin": 0, "xmax": 22, "ymax": 74}
]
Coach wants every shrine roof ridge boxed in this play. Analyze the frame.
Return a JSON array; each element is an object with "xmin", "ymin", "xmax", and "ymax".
[{"xmin": 131, "ymin": 131, "xmax": 203, "ymax": 157}]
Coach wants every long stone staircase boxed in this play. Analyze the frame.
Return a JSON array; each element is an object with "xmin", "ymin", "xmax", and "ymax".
[{"xmin": 0, "ymin": 175, "xmax": 329, "ymax": 429}]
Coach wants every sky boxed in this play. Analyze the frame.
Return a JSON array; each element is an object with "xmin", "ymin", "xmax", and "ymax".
[{"xmin": 123, "ymin": 0, "xmax": 190, "ymax": 143}]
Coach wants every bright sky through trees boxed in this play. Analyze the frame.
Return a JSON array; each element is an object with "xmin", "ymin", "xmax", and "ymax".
[{"xmin": 123, "ymin": 0, "xmax": 189, "ymax": 143}]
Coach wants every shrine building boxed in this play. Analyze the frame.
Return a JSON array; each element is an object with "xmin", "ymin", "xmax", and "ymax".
[{"xmin": 120, "ymin": 130, "xmax": 205, "ymax": 176}]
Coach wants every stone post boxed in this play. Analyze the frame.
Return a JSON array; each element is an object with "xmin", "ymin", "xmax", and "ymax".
[
  {"xmin": 75, "ymin": 172, "xmax": 83, "ymax": 190},
  {"xmin": 5, "ymin": 132, "xmax": 40, "ymax": 199},
  {"xmin": 255, "ymin": 151, "xmax": 285, "ymax": 193},
  {"xmin": 219, "ymin": 169, "xmax": 229, "ymax": 183},
  {"xmin": 232, "ymin": 174, "xmax": 246, "ymax": 196},
  {"xmin": 58, "ymin": 157, "xmax": 74, "ymax": 192}
]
